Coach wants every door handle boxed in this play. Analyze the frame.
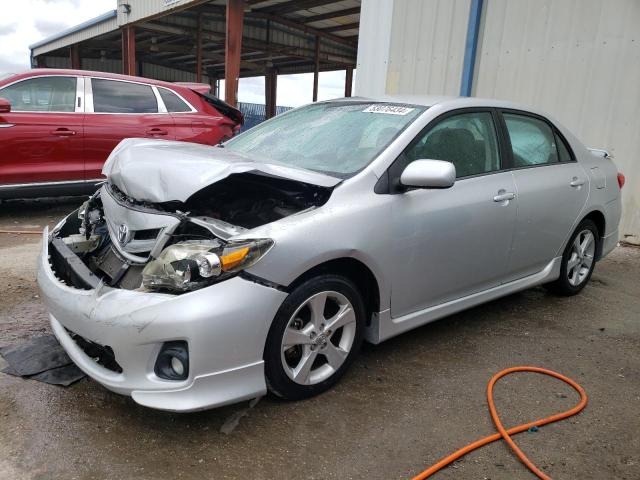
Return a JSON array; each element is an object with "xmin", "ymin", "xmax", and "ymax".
[
  {"xmin": 147, "ymin": 128, "xmax": 168, "ymax": 136},
  {"xmin": 493, "ymin": 191, "xmax": 516, "ymax": 202},
  {"xmin": 570, "ymin": 177, "xmax": 586, "ymax": 187},
  {"xmin": 51, "ymin": 128, "xmax": 76, "ymax": 136}
]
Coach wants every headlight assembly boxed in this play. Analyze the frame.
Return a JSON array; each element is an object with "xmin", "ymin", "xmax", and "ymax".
[{"xmin": 141, "ymin": 239, "xmax": 273, "ymax": 292}]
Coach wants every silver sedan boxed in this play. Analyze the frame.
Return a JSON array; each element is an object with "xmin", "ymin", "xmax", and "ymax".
[{"xmin": 38, "ymin": 96, "xmax": 623, "ymax": 411}]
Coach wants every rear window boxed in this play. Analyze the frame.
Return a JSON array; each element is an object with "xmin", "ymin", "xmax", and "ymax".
[
  {"xmin": 159, "ymin": 88, "xmax": 191, "ymax": 112},
  {"xmin": 200, "ymin": 93, "xmax": 243, "ymax": 124},
  {"xmin": 92, "ymin": 79, "xmax": 158, "ymax": 114}
]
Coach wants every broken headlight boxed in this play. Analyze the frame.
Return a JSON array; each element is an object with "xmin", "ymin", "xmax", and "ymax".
[{"xmin": 141, "ymin": 239, "xmax": 273, "ymax": 292}]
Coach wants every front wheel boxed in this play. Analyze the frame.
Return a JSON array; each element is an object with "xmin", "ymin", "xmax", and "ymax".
[
  {"xmin": 545, "ymin": 219, "xmax": 599, "ymax": 296},
  {"xmin": 264, "ymin": 275, "xmax": 365, "ymax": 400}
]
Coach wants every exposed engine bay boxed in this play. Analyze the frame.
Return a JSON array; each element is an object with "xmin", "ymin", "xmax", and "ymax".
[
  {"xmin": 49, "ymin": 172, "xmax": 333, "ymax": 293},
  {"xmin": 162, "ymin": 173, "xmax": 331, "ymax": 229}
]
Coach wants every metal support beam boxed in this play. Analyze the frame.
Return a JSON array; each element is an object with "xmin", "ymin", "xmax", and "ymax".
[
  {"xmin": 265, "ymin": 68, "xmax": 277, "ymax": 119},
  {"xmin": 121, "ymin": 25, "xmax": 136, "ymax": 76},
  {"xmin": 460, "ymin": 0, "xmax": 484, "ymax": 97},
  {"xmin": 312, "ymin": 36, "xmax": 320, "ymax": 102},
  {"xmin": 322, "ymin": 22, "xmax": 359, "ymax": 33},
  {"xmin": 225, "ymin": 0, "xmax": 244, "ymax": 107},
  {"xmin": 249, "ymin": 11, "xmax": 357, "ymax": 48},
  {"xmin": 70, "ymin": 44, "xmax": 81, "ymax": 69},
  {"xmin": 345, "ymin": 66, "xmax": 353, "ymax": 97},
  {"xmin": 196, "ymin": 13, "xmax": 203, "ymax": 82},
  {"xmin": 303, "ymin": 7, "xmax": 360, "ymax": 24}
]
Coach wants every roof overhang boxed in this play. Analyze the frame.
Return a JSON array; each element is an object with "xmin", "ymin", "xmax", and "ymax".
[{"xmin": 30, "ymin": 10, "xmax": 118, "ymax": 57}]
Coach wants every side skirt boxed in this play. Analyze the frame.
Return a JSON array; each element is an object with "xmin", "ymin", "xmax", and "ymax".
[
  {"xmin": 365, "ymin": 257, "xmax": 562, "ymax": 344},
  {"xmin": 0, "ymin": 179, "xmax": 104, "ymax": 199}
]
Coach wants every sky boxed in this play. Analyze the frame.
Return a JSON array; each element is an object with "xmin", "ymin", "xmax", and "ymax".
[{"xmin": 0, "ymin": 0, "xmax": 353, "ymax": 107}]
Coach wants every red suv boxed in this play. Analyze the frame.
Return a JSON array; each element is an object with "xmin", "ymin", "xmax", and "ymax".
[{"xmin": 0, "ymin": 69, "xmax": 242, "ymax": 198}]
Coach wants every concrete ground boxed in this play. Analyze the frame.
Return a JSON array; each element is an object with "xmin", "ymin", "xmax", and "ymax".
[{"xmin": 0, "ymin": 198, "xmax": 638, "ymax": 480}]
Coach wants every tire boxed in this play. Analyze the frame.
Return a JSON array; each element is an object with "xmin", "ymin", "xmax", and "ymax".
[
  {"xmin": 264, "ymin": 274, "xmax": 365, "ymax": 400},
  {"xmin": 545, "ymin": 219, "xmax": 600, "ymax": 296}
]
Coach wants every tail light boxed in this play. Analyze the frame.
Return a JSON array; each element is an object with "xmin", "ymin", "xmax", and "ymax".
[{"xmin": 617, "ymin": 172, "xmax": 625, "ymax": 189}]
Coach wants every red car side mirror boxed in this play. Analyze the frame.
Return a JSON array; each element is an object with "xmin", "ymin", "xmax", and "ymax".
[{"xmin": 0, "ymin": 98, "xmax": 11, "ymax": 114}]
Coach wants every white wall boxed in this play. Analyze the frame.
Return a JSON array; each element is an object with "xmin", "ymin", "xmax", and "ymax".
[
  {"xmin": 386, "ymin": 0, "xmax": 470, "ymax": 96},
  {"xmin": 474, "ymin": 0, "xmax": 640, "ymax": 244},
  {"xmin": 356, "ymin": 0, "xmax": 640, "ymax": 244}
]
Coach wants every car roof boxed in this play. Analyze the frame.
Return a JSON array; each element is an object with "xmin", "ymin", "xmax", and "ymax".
[
  {"xmin": 5, "ymin": 69, "xmax": 185, "ymax": 91},
  {"xmin": 331, "ymin": 94, "xmax": 550, "ymax": 119}
]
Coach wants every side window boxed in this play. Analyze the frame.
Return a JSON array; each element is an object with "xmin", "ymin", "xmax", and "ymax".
[
  {"xmin": 503, "ymin": 113, "xmax": 558, "ymax": 167},
  {"xmin": 159, "ymin": 88, "xmax": 191, "ymax": 112},
  {"xmin": 404, "ymin": 111, "xmax": 501, "ymax": 178},
  {"xmin": 555, "ymin": 132, "xmax": 574, "ymax": 163},
  {"xmin": 92, "ymin": 79, "xmax": 158, "ymax": 113},
  {"xmin": 0, "ymin": 76, "xmax": 76, "ymax": 112}
]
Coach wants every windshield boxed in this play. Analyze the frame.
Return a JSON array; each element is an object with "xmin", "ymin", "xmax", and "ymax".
[{"xmin": 225, "ymin": 101, "xmax": 426, "ymax": 177}]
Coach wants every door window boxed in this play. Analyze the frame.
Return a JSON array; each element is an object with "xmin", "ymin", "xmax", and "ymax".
[
  {"xmin": 91, "ymin": 79, "xmax": 158, "ymax": 113},
  {"xmin": 503, "ymin": 113, "xmax": 559, "ymax": 167},
  {"xmin": 404, "ymin": 112, "xmax": 501, "ymax": 178},
  {"xmin": 158, "ymin": 88, "xmax": 191, "ymax": 112},
  {"xmin": 0, "ymin": 76, "xmax": 76, "ymax": 112},
  {"xmin": 555, "ymin": 132, "xmax": 574, "ymax": 163}
]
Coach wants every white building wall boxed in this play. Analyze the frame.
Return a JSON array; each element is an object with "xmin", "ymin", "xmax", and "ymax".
[
  {"xmin": 386, "ymin": 0, "xmax": 470, "ymax": 96},
  {"xmin": 474, "ymin": 0, "xmax": 640, "ymax": 243},
  {"xmin": 356, "ymin": 0, "xmax": 640, "ymax": 243},
  {"xmin": 355, "ymin": 0, "xmax": 395, "ymax": 97},
  {"xmin": 116, "ymin": 0, "xmax": 206, "ymax": 25}
]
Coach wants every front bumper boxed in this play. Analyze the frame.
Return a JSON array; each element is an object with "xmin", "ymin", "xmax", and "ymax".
[{"xmin": 37, "ymin": 228, "xmax": 288, "ymax": 412}]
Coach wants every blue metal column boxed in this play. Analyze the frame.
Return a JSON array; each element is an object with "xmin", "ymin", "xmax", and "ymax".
[{"xmin": 459, "ymin": 0, "xmax": 484, "ymax": 96}]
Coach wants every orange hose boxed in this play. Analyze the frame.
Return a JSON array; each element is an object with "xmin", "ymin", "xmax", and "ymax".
[
  {"xmin": 0, "ymin": 229, "xmax": 42, "ymax": 234},
  {"xmin": 411, "ymin": 367, "xmax": 588, "ymax": 480}
]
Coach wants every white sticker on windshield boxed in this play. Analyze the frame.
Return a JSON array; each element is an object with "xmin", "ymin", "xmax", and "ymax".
[{"xmin": 363, "ymin": 105, "xmax": 415, "ymax": 115}]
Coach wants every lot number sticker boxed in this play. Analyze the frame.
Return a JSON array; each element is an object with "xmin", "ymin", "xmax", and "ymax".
[{"xmin": 363, "ymin": 105, "xmax": 415, "ymax": 115}]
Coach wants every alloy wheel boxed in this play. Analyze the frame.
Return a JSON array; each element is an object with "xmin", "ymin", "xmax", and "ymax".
[
  {"xmin": 567, "ymin": 229, "xmax": 596, "ymax": 287},
  {"xmin": 280, "ymin": 291, "xmax": 357, "ymax": 385}
]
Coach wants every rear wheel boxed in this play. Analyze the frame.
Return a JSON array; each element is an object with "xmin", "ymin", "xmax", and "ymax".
[
  {"xmin": 545, "ymin": 219, "xmax": 599, "ymax": 296},
  {"xmin": 264, "ymin": 275, "xmax": 365, "ymax": 400}
]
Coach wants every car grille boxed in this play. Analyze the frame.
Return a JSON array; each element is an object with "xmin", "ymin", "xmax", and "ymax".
[{"xmin": 66, "ymin": 328, "xmax": 123, "ymax": 374}]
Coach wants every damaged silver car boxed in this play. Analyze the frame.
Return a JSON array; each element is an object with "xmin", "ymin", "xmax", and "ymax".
[{"xmin": 38, "ymin": 97, "xmax": 622, "ymax": 411}]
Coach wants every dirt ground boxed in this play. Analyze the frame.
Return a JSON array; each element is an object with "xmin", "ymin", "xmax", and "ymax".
[{"xmin": 0, "ymin": 197, "xmax": 638, "ymax": 480}]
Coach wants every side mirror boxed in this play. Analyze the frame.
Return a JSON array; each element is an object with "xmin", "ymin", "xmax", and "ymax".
[
  {"xmin": 400, "ymin": 159, "xmax": 456, "ymax": 189},
  {"xmin": 0, "ymin": 98, "xmax": 10, "ymax": 114}
]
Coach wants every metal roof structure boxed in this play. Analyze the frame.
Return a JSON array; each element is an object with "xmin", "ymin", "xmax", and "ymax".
[{"xmin": 30, "ymin": 0, "xmax": 360, "ymax": 110}]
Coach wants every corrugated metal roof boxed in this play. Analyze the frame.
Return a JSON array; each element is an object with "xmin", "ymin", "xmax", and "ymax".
[{"xmin": 30, "ymin": 10, "xmax": 117, "ymax": 56}]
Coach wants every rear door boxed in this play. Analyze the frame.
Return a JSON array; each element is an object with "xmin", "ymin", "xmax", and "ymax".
[
  {"xmin": 84, "ymin": 77, "xmax": 176, "ymax": 180},
  {"xmin": 0, "ymin": 75, "xmax": 84, "ymax": 185},
  {"xmin": 499, "ymin": 110, "xmax": 589, "ymax": 281}
]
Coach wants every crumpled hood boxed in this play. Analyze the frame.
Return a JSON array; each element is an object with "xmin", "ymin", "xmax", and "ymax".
[{"xmin": 102, "ymin": 138, "xmax": 341, "ymax": 203}]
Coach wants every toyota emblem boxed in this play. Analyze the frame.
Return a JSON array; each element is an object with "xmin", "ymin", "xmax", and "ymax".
[{"xmin": 117, "ymin": 224, "xmax": 130, "ymax": 245}]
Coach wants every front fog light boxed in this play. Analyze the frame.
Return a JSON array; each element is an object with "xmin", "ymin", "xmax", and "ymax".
[
  {"xmin": 154, "ymin": 341, "xmax": 189, "ymax": 381},
  {"xmin": 171, "ymin": 356, "xmax": 185, "ymax": 376}
]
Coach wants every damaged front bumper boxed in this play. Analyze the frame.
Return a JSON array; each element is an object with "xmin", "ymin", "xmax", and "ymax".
[{"xmin": 37, "ymin": 228, "xmax": 288, "ymax": 412}]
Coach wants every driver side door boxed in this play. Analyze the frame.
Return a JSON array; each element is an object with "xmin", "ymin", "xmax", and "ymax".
[{"xmin": 389, "ymin": 109, "xmax": 517, "ymax": 317}]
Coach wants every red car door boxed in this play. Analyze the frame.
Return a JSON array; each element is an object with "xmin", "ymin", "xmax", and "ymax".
[
  {"xmin": 83, "ymin": 77, "xmax": 175, "ymax": 180},
  {"xmin": 0, "ymin": 75, "xmax": 84, "ymax": 185}
]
